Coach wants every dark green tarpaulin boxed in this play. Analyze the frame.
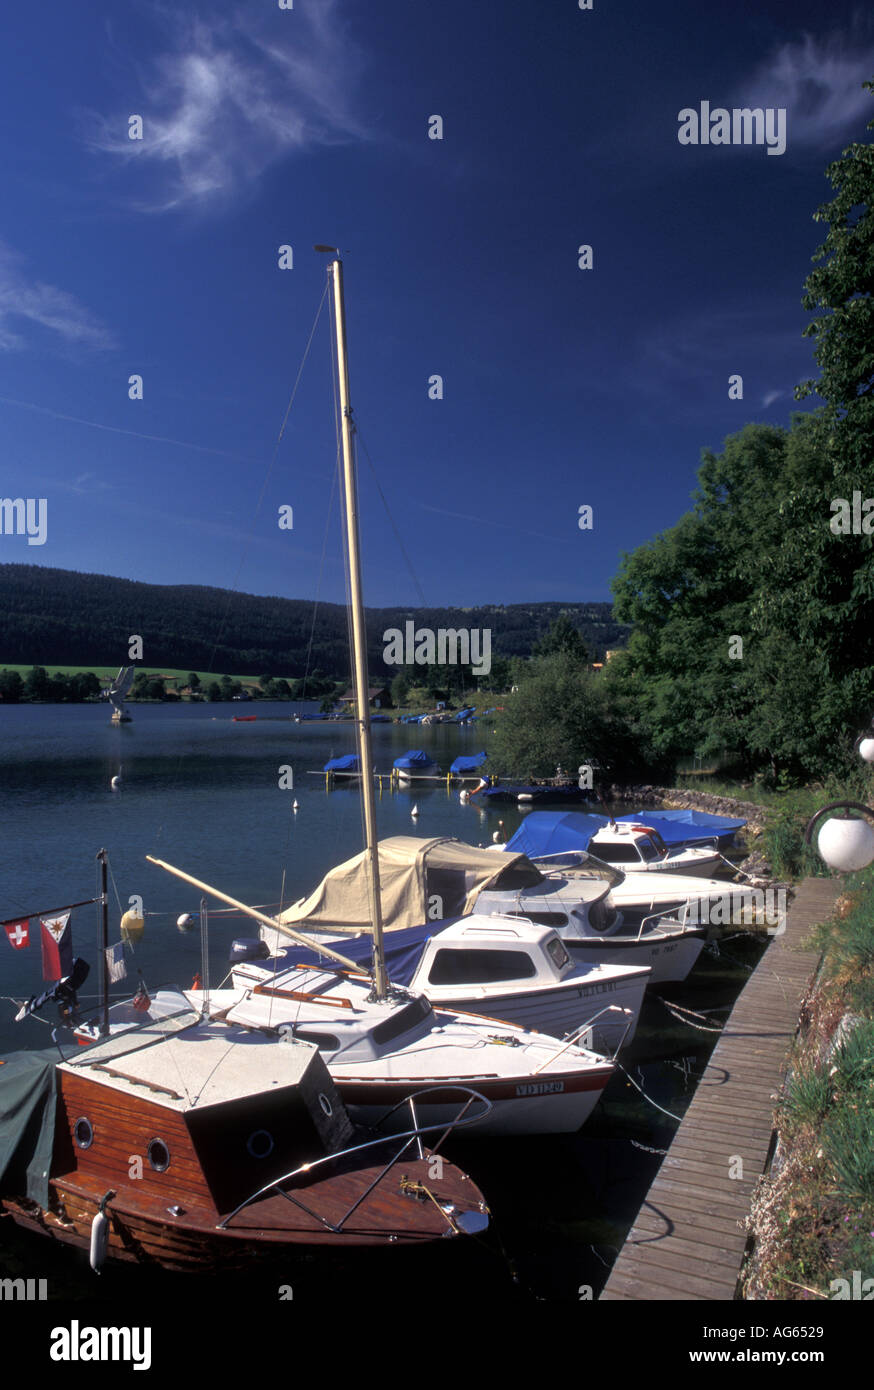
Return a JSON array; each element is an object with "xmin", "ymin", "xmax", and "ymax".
[{"xmin": 0, "ymin": 1048, "xmax": 59, "ymax": 1209}]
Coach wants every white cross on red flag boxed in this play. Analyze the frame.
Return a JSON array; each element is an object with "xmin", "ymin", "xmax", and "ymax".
[{"xmin": 3, "ymin": 919, "xmax": 30, "ymax": 950}]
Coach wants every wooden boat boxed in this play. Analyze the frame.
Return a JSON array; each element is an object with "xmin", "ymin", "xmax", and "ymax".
[{"xmin": 0, "ymin": 987, "xmax": 491, "ymax": 1272}]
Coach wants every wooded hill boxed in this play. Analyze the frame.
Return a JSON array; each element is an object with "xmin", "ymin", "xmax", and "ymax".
[{"xmin": 0, "ymin": 564, "xmax": 628, "ymax": 679}]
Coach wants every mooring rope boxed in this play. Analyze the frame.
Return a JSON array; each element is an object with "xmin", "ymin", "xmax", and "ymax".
[
  {"xmin": 659, "ymin": 997, "xmax": 726, "ymax": 1032},
  {"xmin": 615, "ymin": 1060, "xmax": 682, "ymax": 1122}
]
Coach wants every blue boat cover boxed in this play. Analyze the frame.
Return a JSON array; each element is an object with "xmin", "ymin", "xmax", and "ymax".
[
  {"xmin": 393, "ymin": 750, "xmax": 436, "ymax": 769},
  {"xmin": 450, "ymin": 752, "xmax": 488, "ymax": 774},
  {"xmin": 504, "ymin": 810, "xmax": 609, "ymax": 856},
  {"xmin": 324, "ymin": 754, "xmax": 360, "ymax": 772},
  {"xmin": 275, "ymin": 922, "xmax": 435, "ymax": 988},
  {"xmin": 616, "ymin": 809, "xmax": 746, "ymax": 843}
]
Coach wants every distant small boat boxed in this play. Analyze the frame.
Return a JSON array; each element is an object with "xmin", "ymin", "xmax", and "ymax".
[
  {"xmin": 450, "ymin": 752, "xmax": 488, "ymax": 779},
  {"xmin": 323, "ymin": 754, "xmax": 360, "ymax": 777},
  {"xmin": 232, "ymin": 715, "xmax": 257, "ymax": 722},
  {"xmin": 479, "ymin": 783, "xmax": 590, "ymax": 805},
  {"xmin": 393, "ymin": 750, "xmax": 439, "ymax": 783},
  {"xmin": 107, "ymin": 665, "xmax": 135, "ymax": 723}
]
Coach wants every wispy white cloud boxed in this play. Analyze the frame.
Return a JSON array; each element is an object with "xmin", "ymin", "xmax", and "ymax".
[
  {"xmin": 0, "ymin": 391, "xmax": 264, "ymax": 463},
  {"xmin": 0, "ymin": 242, "xmax": 115, "ymax": 352},
  {"xmin": 736, "ymin": 28, "xmax": 874, "ymax": 149},
  {"xmin": 83, "ymin": 2, "xmax": 369, "ymax": 211},
  {"xmin": 762, "ymin": 389, "xmax": 784, "ymax": 408}
]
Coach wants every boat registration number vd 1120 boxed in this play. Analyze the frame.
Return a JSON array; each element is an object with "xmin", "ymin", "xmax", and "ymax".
[{"xmin": 515, "ymin": 1081, "xmax": 565, "ymax": 1096}]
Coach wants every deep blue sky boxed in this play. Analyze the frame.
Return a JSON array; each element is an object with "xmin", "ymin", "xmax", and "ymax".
[{"xmin": 1, "ymin": 0, "xmax": 872, "ymax": 610}]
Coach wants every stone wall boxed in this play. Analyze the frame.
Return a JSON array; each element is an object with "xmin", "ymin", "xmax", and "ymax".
[{"xmin": 603, "ymin": 783, "xmax": 767, "ymax": 827}]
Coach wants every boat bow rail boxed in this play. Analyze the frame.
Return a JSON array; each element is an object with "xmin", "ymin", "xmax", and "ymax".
[{"xmin": 217, "ymin": 1085, "xmax": 492, "ymax": 1236}]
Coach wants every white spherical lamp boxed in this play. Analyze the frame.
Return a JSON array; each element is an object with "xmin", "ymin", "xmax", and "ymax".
[
  {"xmin": 817, "ymin": 815, "xmax": 874, "ymax": 872},
  {"xmin": 858, "ymin": 737, "xmax": 874, "ymax": 764}
]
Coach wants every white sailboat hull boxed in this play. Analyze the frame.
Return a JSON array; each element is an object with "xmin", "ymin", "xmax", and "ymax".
[
  {"xmin": 336, "ymin": 1071, "xmax": 610, "ymax": 1136},
  {"xmin": 561, "ymin": 931, "xmax": 706, "ymax": 984},
  {"xmin": 424, "ymin": 971, "xmax": 648, "ymax": 1052}
]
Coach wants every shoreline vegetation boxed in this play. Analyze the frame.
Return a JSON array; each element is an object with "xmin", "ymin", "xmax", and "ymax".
[{"xmin": 741, "ymin": 866, "xmax": 874, "ymax": 1298}]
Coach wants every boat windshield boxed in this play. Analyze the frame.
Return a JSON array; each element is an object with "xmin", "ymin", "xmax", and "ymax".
[
  {"xmin": 56, "ymin": 988, "xmax": 200, "ymax": 1065},
  {"xmin": 539, "ymin": 851, "xmax": 623, "ymax": 890}
]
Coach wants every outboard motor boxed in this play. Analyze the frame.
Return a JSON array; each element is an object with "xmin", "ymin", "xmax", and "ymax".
[{"xmin": 228, "ymin": 937, "xmax": 271, "ymax": 964}]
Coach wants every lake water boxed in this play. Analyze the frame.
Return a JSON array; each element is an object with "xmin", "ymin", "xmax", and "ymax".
[{"xmin": 0, "ymin": 702, "xmax": 766, "ymax": 1304}]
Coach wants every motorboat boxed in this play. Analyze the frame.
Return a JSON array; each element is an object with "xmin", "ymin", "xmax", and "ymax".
[
  {"xmin": 232, "ymin": 913, "xmax": 651, "ymax": 1053},
  {"xmin": 393, "ymin": 750, "xmax": 440, "ymax": 783},
  {"xmin": 471, "ymin": 865, "xmax": 708, "ymax": 984},
  {"xmin": 498, "ymin": 810, "xmax": 722, "ymax": 874},
  {"xmin": 616, "ymin": 809, "xmax": 747, "ymax": 848}
]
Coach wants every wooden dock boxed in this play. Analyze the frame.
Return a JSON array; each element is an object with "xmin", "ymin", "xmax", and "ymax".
[{"xmin": 600, "ymin": 876, "xmax": 841, "ymax": 1301}]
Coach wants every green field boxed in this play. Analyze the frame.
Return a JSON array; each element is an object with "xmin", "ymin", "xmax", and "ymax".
[{"xmin": 0, "ymin": 664, "xmax": 260, "ymax": 687}]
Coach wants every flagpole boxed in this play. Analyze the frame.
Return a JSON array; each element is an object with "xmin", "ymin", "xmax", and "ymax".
[{"xmin": 97, "ymin": 848, "xmax": 109, "ymax": 1036}]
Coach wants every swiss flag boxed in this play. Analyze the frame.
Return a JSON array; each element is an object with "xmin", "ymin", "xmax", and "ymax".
[
  {"xmin": 40, "ymin": 912, "xmax": 73, "ymax": 981},
  {"xmin": 3, "ymin": 919, "xmax": 30, "ymax": 950}
]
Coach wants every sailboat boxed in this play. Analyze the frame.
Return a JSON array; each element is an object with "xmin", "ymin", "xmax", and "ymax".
[
  {"xmin": 151, "ymin": 250, "xmax": 617, "ymax": 1136},
  {"xmin": 0, "ymin": 853, "xmax": 493, "ymax": 1271},
  {"xmin": 107, "ymin": 665, "xmax": 135, "ymax": 723}
]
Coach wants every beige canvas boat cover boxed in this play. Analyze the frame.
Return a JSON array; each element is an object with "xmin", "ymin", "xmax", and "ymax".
[{"xmin": 275, "ymin": 836, "xmax": 543, "ymax": 938}]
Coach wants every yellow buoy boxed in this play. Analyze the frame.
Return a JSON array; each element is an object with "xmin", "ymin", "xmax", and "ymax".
[{"xmin": 120, "ymin": 909, "xmax": 145, "ymax": 945}]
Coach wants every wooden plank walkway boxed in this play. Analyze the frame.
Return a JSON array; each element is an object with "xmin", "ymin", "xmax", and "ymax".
[{"xmin": 600, "ymin": 876, "xmax": 841, "ymax": 1301}]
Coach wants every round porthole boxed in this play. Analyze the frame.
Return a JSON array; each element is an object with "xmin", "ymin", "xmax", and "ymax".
[
  {"xmin": 318, "ymin": 1093, "xmax": 333, "ymax": 1118},
  {"xmin": 246, "ymin": 1129, "xmax": 274, "ymax": 1159},
  {"xmin": 74, "ymin": 1117, "xmax": 93, "ymax": 1150},
  {"xmin": 147, "ymin": 1138, "xmax": 170, "ymax": 1172}
]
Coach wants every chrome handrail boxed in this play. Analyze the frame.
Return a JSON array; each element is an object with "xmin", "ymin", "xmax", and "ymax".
[{"xmin": 217, "ymin": 1085, "xmax": 492, "ymax": 1234}]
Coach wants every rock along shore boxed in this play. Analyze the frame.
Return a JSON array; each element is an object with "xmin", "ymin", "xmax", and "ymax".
[{"xmin": 603, "ymin": 783, "xmax": 768, "ymax": 827}]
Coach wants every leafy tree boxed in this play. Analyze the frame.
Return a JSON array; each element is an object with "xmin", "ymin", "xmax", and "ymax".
[
  {"xmin": 0, "ymin": 669, "xmax": 23, "ymax": 702},
  {"xmin": 188, "ymin": 672, "xmax": 201, "ymax": 691},
  {"xmin": 533, "ymin": 613, "xmax": 590, "ymax": 664},
  {"xmin": 482, "ymin": 655, "xmax": 512, "ymax": 691},
  {"xmin": 795, "ymin": 78, "xmax": 874, "ymax": 486},
  {"xmin": 391, "ymin": 671, "xmax": 410, "ymax": 706},
  {"xmin": 489, "ymin": 651, "xmax": 640, "ymax": 779},
  {"xmin": 609, "ymin": 419, "xmax": 874, "ymax": 782},
  {"xmin": 23, "ymin": 666, "xmax": 50, "ymax": 701},
  {"xmin": 206, "ymin": 681, "xmax": 222, "ymax": 702},
  {"xmin": 69, "ymin": 671, "xmax": 100, "ymax": 701}
]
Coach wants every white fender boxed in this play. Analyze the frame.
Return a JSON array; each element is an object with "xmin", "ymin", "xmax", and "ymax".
[{"xmin": 90, "ymin": 1207, "xmax": 109, "ymax": 1272}]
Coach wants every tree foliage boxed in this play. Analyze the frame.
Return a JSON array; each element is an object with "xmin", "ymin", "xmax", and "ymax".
[
  {"xmin": 796, "ymin": 79, "xmax": 874, "ymax": 485},
  {"xmin": 489, "ymin": 651, "xmax": 641, "ymax": 779},
  {"xmin": 608, "ymin": 418, "xmax": 874, "ymax": 781}
]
